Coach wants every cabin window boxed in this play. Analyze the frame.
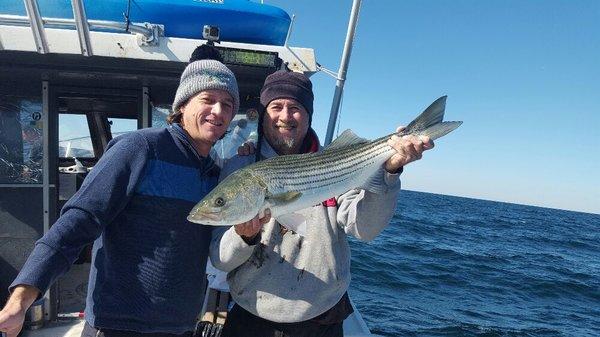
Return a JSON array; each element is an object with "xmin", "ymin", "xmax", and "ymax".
[
  {"xmin": 0, "ymin": 95, "xmax": 43, "ymax": 184},
  {"xmin": 59, "ymin": 114, "xmax": 95, "ymax": 158},
  {"xmin": 212, "ymin": 114, "xmax": 259, "ymax": 161},
  {"xmin": 151, "ymin": 104, "xmax": 170, "ymax": 128},
  {"xmin": 108, "ymin": 117, "xmax": 137, "ymax": 137}
]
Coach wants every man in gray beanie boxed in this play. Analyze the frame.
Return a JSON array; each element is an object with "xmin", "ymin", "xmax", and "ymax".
[
  {"xmin": 171, "ymin": 59, "xmax": 240, "ymax": 124},
  {"xmin": 1, "ymin": 49, "xmax": 240, "ymax": 337},
  {"xmin": 169, "ymin": 58, "xmax": 239, "ymax": 157},
  {"xmin": 210, "ymin": 70, "xmax": 434, "ymax": 337}
]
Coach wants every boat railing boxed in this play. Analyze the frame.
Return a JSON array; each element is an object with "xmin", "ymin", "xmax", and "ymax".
[
  {"xmin": 0, "ymin": 0, "xmax": 162, "ymax": 56},
  {"xmin": 0, "ymin": 2, "xmax": 316, "ymax": 73}
]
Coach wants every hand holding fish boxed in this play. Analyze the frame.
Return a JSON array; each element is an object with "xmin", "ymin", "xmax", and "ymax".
[
  {"xmin": 384, "ymin": 126, "xmax": 434, "ymax": 173},
  {"xmin": 234, "ymin": 209, "xmax": 271, "ymax": 241}
]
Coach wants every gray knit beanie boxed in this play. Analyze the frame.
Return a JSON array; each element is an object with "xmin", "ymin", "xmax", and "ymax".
[{"xmin": 172, "ymin": 59, "xmax": 240, "ymax": 116}]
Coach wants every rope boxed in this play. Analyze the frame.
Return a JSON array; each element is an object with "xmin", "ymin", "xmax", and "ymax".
[{"xmin": 123, "ymin": 0, "xmax": 132, "ymax": 32}]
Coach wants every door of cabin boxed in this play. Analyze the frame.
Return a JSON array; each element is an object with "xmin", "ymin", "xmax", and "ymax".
[{"xmin": 0, "ymin": 82, "xmax": 151, "ymax": 321}]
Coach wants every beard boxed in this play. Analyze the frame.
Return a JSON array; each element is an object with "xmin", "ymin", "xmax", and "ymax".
[
  {"xmin": 264, "ymin": 126, "xmax": 301, "ymax": 155},
  {"xmin": 270, "ymin": 136, "xmax": 296, "ymax": 153},
  {"xmin": 263, "ymin": 120, "xmax": 309, "ymax": 155}
]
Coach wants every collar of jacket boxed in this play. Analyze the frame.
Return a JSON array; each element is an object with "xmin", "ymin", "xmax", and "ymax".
[
  {"xmin": 300, "ymin": 128, "xmax": 320, "ymax": 154},
  {"xmin": 168, "ymin": 123, "xmax": 218, "ymax": 175}
]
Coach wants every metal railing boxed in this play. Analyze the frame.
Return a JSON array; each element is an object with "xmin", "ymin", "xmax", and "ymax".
[
  {"xmin": 0, "ymin": 0, "xmax": 163, "ymax": 56},
  {"xmin": 23, "ymin": 0, "xmax": 48, "ymax": 53}
]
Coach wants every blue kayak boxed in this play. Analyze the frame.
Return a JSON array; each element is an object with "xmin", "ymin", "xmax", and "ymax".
[{"xmin": 3, "ymin": 0, "xmax": 291, "ymax": 45}]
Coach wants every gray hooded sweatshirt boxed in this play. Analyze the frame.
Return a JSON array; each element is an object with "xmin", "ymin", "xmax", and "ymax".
[{"xmin": 209, "ymin": 140, "xmax": 401, "ymax": 323}]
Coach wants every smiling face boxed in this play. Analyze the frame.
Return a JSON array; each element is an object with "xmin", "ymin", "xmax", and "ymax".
[
  {"xmin": 179, "ymin": 89, "xmax": 234, "ymax": 156},
  {"xmin": 262, "ymin": 98, "xmax": 310, "ymax": 155}
]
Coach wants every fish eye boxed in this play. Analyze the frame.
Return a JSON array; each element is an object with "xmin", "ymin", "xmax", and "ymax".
[{"xmin": 214, "ymin": 197, "xmax": 226, "ymax": 207}]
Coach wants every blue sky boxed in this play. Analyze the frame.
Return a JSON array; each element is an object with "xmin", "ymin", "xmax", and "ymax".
[{"xmin": 267, "ymin": 0, "xmax": 600, "ymax": 214}]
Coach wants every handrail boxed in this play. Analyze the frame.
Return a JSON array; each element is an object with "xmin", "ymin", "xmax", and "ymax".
[
  {"xmin": 23, "ymin": 0, "xmax": 48, "ymax": 53},
  {"xmin": 0, "ymin": 14, "xmax": 157, "ymax": 39},
  {"xmin": 71, "ymin": 0, "xmax": 92, "ymax": 56},
  {"xmin": 0, "ymin": 14, "xmax": 162, "ymax": 48}
]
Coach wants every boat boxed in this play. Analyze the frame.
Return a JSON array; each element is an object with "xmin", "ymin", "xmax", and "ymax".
[
  {"xmin": 2, "ymin": 0, "xmax": 291, "ymax": 45},
  {"xmin": 0, "ymin": 0, "xmax": 376, "ymax": 336}
]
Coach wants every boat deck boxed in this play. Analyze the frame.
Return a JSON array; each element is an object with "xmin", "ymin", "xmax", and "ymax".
[
  {"xmin": 21, "ymin": 310, "xmax": 376, "ymax": 337},
  {"xmin": 21, "ymin": 265, "xmax": 376, "ymax": 337}
]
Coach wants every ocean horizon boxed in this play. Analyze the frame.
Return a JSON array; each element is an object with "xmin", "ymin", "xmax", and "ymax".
[
  {"xmin": 349, "ymin": 190, "xmax": 599, "ymax": 337},
  {"xmin": 405, "ymin": 190, "xmax": 598, "ymax": 217}
]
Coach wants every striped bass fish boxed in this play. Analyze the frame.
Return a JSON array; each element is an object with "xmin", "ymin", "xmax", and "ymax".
[{"xmin": 187, "ymin": 96, "xmax": 462, "ymax": 232}]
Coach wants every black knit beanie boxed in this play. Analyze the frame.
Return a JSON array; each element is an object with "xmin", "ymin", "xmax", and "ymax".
[{"xmin": 259, "ymin": 70, "xmax": 314, "ymax": 125}]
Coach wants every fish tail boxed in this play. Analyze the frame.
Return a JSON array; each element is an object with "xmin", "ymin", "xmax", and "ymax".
[
  {"xmin": 401, "ymin": 96, "xmax": 462, "ymax": 140},
  {"xmin": 420, "ymin": 121, "xmax": 463, "ymax": 140}
]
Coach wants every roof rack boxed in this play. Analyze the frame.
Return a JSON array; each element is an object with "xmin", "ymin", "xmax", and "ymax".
[
  {"xmin": 0, "ymin": 1, "xmax": 316, "ymax": 73},
  {"xmin": 0, "ymin": 0, "xmax": 162, "ymax": 56}
]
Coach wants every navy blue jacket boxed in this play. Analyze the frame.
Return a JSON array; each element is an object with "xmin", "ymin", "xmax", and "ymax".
[{"xmin": 11, "ymin": 124, "xmax": 218, "ymax": 333}]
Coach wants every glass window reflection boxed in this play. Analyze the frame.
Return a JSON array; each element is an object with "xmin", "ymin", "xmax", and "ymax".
[
  {"xmin": 58, "ymin": 114, "xmax": 94, "ymax": 158},
  {"xmin": 0, "ymin": 96, "xmax": 43, "ymax": 184}
]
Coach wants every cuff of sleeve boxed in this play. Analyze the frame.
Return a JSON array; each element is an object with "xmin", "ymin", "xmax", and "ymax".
[
  {"xmin": 223, "ymin": 226, "xmax": 258, "ymax": 251},
  {"xmin": 384, "ymin": 171, "xmax": 401, "ymax": 188},
  {"xmin": 241, "ymin": 232, "xmax": 262, "ymax": 246},
  {"xmin": 9, "ymin": 243, "xmax": 70, "ymax": 300}
]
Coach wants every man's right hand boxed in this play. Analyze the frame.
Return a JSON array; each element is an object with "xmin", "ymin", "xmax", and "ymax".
[
  {"xmin": 0, "ymin": 285, "xmax": 40, "ymax": 337},
  {"xmin": 234, "ymin": 209, "xmax": 271, "ymax": 243}
]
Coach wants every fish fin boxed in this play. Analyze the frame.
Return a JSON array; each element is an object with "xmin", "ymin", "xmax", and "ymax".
[
  {"xmin": 421, "ymin": 121, "xmax": 463, "ymax": 141},
  {"xmin": 403, "ymin": 96, "xmax": 447, "ymax": 134},
  {"xmin": 325, "ymin": 129, "xmax": 369, "ymax": 150},
  {"xmin": 276, "ymin": 213, "xmax": 307, "ymax": 236},
  {"xmin": 266, "ymin": 191, "xmax": 303, "ymax": 205},
  {"xmin": 360, "ymin": 171, "xmax": 388, "ymax": 194},
  {"xmin": 402, "ymin": 96, "xmax": 462, "ymax": 140}
]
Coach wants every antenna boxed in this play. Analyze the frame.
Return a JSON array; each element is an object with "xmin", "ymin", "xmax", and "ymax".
[{"xmin": 324, "ymin": 0, "xmax": 362, "ymax": 145}]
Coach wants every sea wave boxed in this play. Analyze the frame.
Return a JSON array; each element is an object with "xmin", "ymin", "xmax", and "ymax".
[{"xmin": 349, "ymin": 190, "xmax": 600, "ymax": 337}]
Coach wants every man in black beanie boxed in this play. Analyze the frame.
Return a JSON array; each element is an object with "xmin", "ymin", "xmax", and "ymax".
[
  {"xmin": 250, "ymin": 70, "xmax": 317, "ymax": 159},
  {"xmin": 210, "ymin": 70, "xmax": 434, "ymax": 337}
]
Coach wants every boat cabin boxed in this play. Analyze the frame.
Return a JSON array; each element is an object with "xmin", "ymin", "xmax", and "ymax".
[{"xmin": 0, "ymin": 1, "xmax": 374, "ymax": 336}]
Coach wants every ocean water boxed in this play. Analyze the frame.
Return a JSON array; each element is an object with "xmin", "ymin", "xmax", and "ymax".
[{"xmin": 348, "ymin": 190, "xmax": 600, "ymax": 337}]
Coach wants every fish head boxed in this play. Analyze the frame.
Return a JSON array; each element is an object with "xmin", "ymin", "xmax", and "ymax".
[{"xmin": 187, "ymin": 170, "xmax": 266, "ymax": 226}]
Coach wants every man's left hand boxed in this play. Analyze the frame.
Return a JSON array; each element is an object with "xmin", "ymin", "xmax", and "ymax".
[
  {"xmin": 234, "ymin": 209, "xmax": 271, "ymax": 244},
  {"xmin": 384, "ymin": 126, "xmax": 434, "ymax": 173}
]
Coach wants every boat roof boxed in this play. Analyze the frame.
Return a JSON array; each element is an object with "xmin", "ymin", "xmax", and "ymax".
[
  {"xmin": 0, "ymin": 25, "xmax": 316, "ymax": 73},
  {"xmin": 0, "ymin": 23, "xmax": 316, "ymax": 106}
]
